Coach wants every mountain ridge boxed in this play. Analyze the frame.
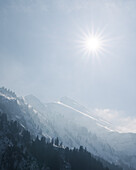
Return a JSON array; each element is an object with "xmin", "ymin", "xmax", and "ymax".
[{"xmin": 0, "ymin": 87, "xmax": 135, "ymax": 169}]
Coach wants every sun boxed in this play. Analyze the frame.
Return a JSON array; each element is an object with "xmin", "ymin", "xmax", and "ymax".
[
  {"xmin": 83, "ymin": 32, "xmax": 104, "ymax": 56},
  {"xmin": 77, "ymin": 28, "xmax": 108, "ymax": 58},
  {"xmin": 85, "ymin": 36, "xmax": 101, "ymax": 52}
]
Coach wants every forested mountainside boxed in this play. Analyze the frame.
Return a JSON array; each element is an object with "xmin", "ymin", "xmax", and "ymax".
[{"xmin": 0, "ymin": 112, "xmax": 122, "ymax": 170}]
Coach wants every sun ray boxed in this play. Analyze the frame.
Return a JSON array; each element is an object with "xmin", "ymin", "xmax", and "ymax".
[{"xmin": 75, "ymin": 26, "xmax": 114, "ymax": 61}]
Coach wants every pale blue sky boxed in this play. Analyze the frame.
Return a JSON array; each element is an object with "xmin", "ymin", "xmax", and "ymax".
[{"xmin": 0, "ymin": 0, "xmax": 136, "ymax": 115}]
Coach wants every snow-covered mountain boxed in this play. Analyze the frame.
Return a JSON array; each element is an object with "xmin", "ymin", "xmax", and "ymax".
[
  {"xmin": 0, "ymin": 87, "xmax": 135, "ymax": 169},
  {"xmin": 0, "ymin": 87, "xmax": 54, "ymax": 139},
  {"xmin": 25, "ymin": 95, "xmax": 136, "ymax": 170}
]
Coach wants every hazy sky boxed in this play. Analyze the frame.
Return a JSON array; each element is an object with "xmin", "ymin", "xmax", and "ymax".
[{"xmin": 0, "ymin": 0, "xmax": 136, "ymax": 115}]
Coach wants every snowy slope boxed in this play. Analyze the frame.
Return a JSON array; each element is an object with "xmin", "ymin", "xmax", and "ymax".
[
  {"xmin": 0, "ymin": 87, "xmax": 52, "ymax": 138},
  {"xmin": 25, "ymin": 95, "xmax": 136, "ymax": 170},
  {"xmin": 0, "ymin": 87, "xmax": 135, "ymax": 169}
]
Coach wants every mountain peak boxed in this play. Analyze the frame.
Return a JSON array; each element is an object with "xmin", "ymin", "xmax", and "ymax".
[
  {"xmin": 60, "ymin": 96, "xmax": 78, "ymax": 105},
  {"xmin": 59, "ymin": 96, "xmax": 89, "ymax": 114},
  {"xmin": 0, "ymin": 87, "xmax": 17, "ymax": 98},
  {"xmin": 25, "ymin": 94, "xmax": 46, "ymax": 113}
]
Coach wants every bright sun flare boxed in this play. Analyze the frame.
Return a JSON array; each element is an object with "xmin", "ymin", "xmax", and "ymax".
[
  {"xmin": 85, "ymin": 36, "xmax": 101, "ymax": 52},
  {"xmin": 78, "ymin": 29, "xmax": 108, "ymax": 57}
]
